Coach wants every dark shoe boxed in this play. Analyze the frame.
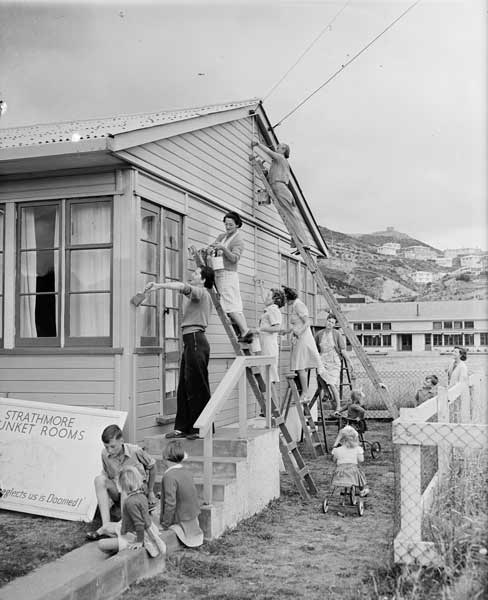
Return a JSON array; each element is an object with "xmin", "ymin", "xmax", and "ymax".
[
  {"xmin": 185, "ymin": 433, "xmax": 200, "ymax": 440},
  {"xmin": 165, "ymin": 430, "xmax": 186, "ymax": 439},
  {"xmin": 239, "ymin": 331, "xmax": 254, "ymax": 344},
  {"xmin": 86, "ymin": 530, "xmax": 109, "ymax": 541}
]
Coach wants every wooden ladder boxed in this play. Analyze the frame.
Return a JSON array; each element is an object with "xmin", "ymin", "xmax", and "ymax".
[
  {"xmin": 189, "ymin": 247, "xmax": 318, "ymax": 499},
  {"xmin": 250, "ymin": 156, "xmax": 398, "ymax": 419},
  {"xmin": 281, "ymin": 374, "xmax": 325, "ymax": 458}
]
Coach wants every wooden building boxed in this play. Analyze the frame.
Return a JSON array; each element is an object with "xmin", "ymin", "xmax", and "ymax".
[{"xmin": 0, "ymin": 99, "xmax": 329, "ymax": 443}]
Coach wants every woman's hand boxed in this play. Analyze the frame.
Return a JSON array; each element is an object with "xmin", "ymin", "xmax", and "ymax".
[
  {"xmin": 251, "ymin": 140, "xmax": 259, "ymax": 148},
  {"xmin": 143, "ymin": 281, "xmax": 156, "ymax": 293},
  {"xmin": 212, "ymin": 243, "xmax": 225, "ymax": 251}
]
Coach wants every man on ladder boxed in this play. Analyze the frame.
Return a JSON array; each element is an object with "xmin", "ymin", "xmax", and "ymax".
[{"xmin": 314, "ymin": 313, "xmax": 355, "ymax": 412}]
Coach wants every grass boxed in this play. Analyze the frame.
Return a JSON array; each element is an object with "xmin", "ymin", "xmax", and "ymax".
[
  {"xmin": 0, "ymin": 511, "xmax": 91, "ymax": 586},
  {"xmin": 118, "ymin": 421, "xmax": 395, "ymax": 600}
]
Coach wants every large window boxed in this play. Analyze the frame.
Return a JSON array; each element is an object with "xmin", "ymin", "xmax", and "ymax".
[
  {"xmin": 433, "ymin": 334, "xmax": 443, "ymax": 346},
  {"xmin": 16, "ymin": 199, "xmax": 112, "ymax": 347},
  {"xmin": 137, "ymin": 202, "xmax": 183, "ymax": 416},
  {"xmin": 0, "ymin": 206, "xmax": 4, "ymax": 342},
  {"xmin": 480, "ymin": 333, "xmax": 488, "ymax": 346}
]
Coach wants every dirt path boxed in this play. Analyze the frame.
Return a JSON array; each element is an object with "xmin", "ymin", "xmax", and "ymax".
[{"xmin": 120, "ymin": 421, "xmax": 394, "ymax": 600}]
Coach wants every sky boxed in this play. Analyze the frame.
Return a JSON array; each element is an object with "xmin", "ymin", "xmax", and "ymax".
[{"xmin": 0, "ymin": 0, "xmax": 486, "ymax": 251}]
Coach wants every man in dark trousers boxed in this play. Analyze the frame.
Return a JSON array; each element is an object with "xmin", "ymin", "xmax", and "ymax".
[{"xmin": 144, "ymin": 265, "xmax": 214, "ymax": 440}]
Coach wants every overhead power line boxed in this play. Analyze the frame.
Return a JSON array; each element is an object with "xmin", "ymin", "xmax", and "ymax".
[
  {"xmin": 272, "ymin": 0, "xmax": 421, "ymax": 129},
  {"xmin": 263, "ymin": 0, "xmax": 351, "ymax": 102}
]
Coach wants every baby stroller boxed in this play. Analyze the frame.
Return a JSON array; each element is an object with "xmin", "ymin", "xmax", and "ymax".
[{"xmin": 335, "ymin": 414, "xmax": 382, "ymax": 460}]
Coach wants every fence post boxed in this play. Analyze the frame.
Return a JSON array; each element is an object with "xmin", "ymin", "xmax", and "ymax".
[
  {"xmin": 203, "ymin": 428, "xmax": 213, "ymax": 505},
  {"xmin": 460, "ymin": 382, "xmax": 470, "ymax": 423},
  {"xmin": 469, "ymin": 373, "xmax": 484, "ymax": 424},
  {"xmin": 238, "ymin": 372, "xmax": 247, "ymax": 438},
  {"xmin": 437, "ymin": 386, "xmax": 450, "ymax": 480},
  {"xmin": 398, "ymin": 443, "xmax": 422, "ymax": 554}
]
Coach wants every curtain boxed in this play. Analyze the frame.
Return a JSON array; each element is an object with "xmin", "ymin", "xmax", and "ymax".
[
  {"xmin": 69, "ymin": 202, "xmax": 111, "ymax": 337},
  {"xmin": 20, "ymin": 209, "xmax": 37, "ymax": 337}
]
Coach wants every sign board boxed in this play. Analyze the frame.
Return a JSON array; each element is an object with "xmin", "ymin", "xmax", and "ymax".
[{"xmin": 0, "ymin": 397, "xmax": 126, "ymax": 522}]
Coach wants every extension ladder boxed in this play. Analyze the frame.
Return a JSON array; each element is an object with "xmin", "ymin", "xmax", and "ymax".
[
  {"xmin": 189, "ymin": 246, "xmax": 318, "ymax": 500},
  {"xmin": 250, "ymin": 155, "xmax": 397, "ymax": 419}
]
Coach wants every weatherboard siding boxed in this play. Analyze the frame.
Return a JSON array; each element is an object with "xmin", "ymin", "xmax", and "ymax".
[{"xmin": 0, "ymin": 355, "xmax": 116, "ymax": 408}]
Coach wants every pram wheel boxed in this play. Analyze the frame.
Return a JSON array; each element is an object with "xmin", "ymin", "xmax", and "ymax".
[
  {"xmin": 371, "ymin": 441, "xmax": 381, "ymax": 459},
  {"xmin": 357, "ymin": 499, "xmax": 365, "ymax": 516},
  {"xmin": 322, "ymin": 498, "xmax": 329, "ymax": 514}
]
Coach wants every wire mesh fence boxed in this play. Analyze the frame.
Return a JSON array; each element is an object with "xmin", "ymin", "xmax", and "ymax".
[{"xmin": 392, "ymin": 372, "xmax": 487, "ymax": 565}]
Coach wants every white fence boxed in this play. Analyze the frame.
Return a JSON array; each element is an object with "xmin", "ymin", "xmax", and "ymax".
[{"xmin": 392, "ymin": 371, "xmax": 487, "ymax": 564}]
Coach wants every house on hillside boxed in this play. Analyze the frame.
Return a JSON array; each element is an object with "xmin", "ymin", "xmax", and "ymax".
[
  {"xmin": 402, "ymin": 246, "xmax": 438, "ymax": 261},
  {"xmin": 346, "ymin": 300, "xmax": 488, "ymax": 353},
  {"xmin": 377, "ymin": 242, "xmax": 400, "ymax": 256},
  {"xmin": 0, "ymin": 99, "xmax": 328, "ymax": 444}
]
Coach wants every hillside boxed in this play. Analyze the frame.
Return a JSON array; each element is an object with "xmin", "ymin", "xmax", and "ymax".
[{"xmin": 318, "ymin": 226, "xmax": 487, "ymax": 302}]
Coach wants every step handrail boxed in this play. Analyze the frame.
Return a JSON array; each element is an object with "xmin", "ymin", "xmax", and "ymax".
[
  {"xmin": 193, "ymin": 354, "xmax": 275, "ymax": 505},
  {"xmin": 194, "ymin": 354, "xmax": 275, "ymax": 436}
]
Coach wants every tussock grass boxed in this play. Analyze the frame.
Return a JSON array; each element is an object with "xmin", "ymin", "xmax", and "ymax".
[{"xmin": 368, "ymin": 450, "xmax": 488, "ymax": 600}]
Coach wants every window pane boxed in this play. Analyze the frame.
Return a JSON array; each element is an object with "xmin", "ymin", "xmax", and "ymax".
[
  {"xmin": 165, "ymin": 369, "xmax": 178, "ymax": 398},
  {"xmin": 140, "ymin": 306, "xmax": 157, "ymax": 338},
  {"xmin": 464, "ymin": 334, "xmax": 474, "ymax": 346},
  {"xmin": 165, "ymin": 218, "xmax": 180, "ymax": 250},
  {"xmin": 280, "ymin": 256, "xmax": 287, "ymax": 284},
  {"xmin": 373, "ymin": 322, "xmax": 381, "ymax": 330},
  {"xmin": 0, "ymin": 254, "xmax": 3, "ymax": 295},
  {"xmin": 164, "ymin": 309, "xmax": 178, "ymax": 338},
  {"xmin": 289, "ymin": 261, "xmax": 297, "ymax": 289},
  {"xmin": 443, "ymin": 321, "xmax": 452, "ymax": 329},
  {"xmin": 382, "ymin": 323, "xmax": 391, "ymax": 330},
  {"xmin": 383, "ymin": 335, "xmax": 391, "ymax": 346},
  {"xmin": 165, "ymin": 289, "xmax": 178, "ymax": 308},
  {"xmin": 433, "ymin": 321, "xmax": 442, "ymax": 330},
  {"xmin": 21, "ymin": 205, "xmax": 58, "ymax": 249},
  {"xmin": 165, "ymin": 339, "xmax": 179, "ymax": 353},
  {"xmin": 70, "ymin": 249, "xmax": 110, "ymax": 291},
  {"xmin": 141, "ymin": 210, "xmax": 158, "ymax": 242},
  {"xmin": 140, "ymin": 241, "xmax": 157, "ymax": 274},
  {"xmin": 453, "ymin": 321, "xmax": 462, "ymax": 329},
  {"xmin": 70, "ymin": 201, "xmax": 111, "ymax": 245},
  {"xmin": 464, "ymin": 321, "xmax": 474, "ymax": 329},
  {"xmin": 0, "ymin": 207, "xmax": 4, "ymax": 248},
  {"xmin": 165, "ymin": 249, "xmax": 179, "ymax": 279},
  {"xmin": 20, "ymin": 250, "xmax": 58, "ymax": 293},
  {"xmin": 364, "ymin": 323, "xmax": 371, "ymax": 330},
  {"xmin": 20, "ymin": 294, "xmax": 57, "ymax": 337},
  {"xmin": 0, "ymin": 298, "xmax": 3, "ymax": 338},
  {"xmin": 70, "ymin": 293, "xmax": 110, "ymax": 336},
  {"xmin": 353, "ymin": 323, "xmax": 362, "ymax": 331}
]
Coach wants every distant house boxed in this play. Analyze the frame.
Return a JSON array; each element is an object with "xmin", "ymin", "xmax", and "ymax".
[
  {"xmin": 403, "ymin": 246, "xmax": 438, "ymax": 261},
  {"xmin": 377, "ymin": 242, "xmax": 400, "ymax": 256},
  {"xmin": 443, "ymin": 247, "xmax": 483, "ymax": 258},
  {"xmin": 435, "ymin": 256, "xmax": 453, "ymax": 268},
  {"xmin": 346, "ymin": 300, "xmax": 488, "ymax": 353},
  {"xmin": 412, "ymin": 271, "xmax": 433, "ymax": 284},
  {"xmin": 460, "ymin": 254, "xmax": 483, "ymax": 273},
  {"xmin": 0, "ymin": 99, "xmax": 328, "ymax": 443}
]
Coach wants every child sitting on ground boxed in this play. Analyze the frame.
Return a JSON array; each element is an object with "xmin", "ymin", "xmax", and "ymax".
[
  {"xmin": 331, "ymin": 425, "xmax": 369, "ymax": 497},
  {"xmin": 86, "ymin": 424, "xmax": 157, "ymax": 541},
  {"xmin": 160, "ymin": 440, "xmax": 204, "ymax": 548},
  {"xmin": 98, "ymin": 466, "xmax": 166, "ymax": 557}
]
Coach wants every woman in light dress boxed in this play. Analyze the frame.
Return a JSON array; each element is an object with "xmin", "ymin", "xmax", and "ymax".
[
  {"xmin": 208, "ymin": 211, "xmax": 253, "ymax": 343},
  {"xmin": 282, "ymin": 286, "xmax": 324, "ymax": 400},
  {"xmin": 447, "ymin": 346, "xmax": 469, "ymax": 386},
  {"xmin": 256, "ymin": 283, "xmax": 285, "ymax": 383}
]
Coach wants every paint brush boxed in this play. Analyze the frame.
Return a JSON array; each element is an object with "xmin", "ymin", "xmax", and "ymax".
[{"xmin": 130, "ymin": 292, "xmax": 147, "ymax": 307}]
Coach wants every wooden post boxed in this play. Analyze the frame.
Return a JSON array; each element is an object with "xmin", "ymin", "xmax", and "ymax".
[
  {"xmin": 265, "ymin": 364, "xmax": 272, "ymax": 429},
  {"xmin": 399, "ymin": 444, "xmax": 422, "ymax": 545},
  {"xmin": 460, "ymin": 382, "xmax": 470, "ymax": 423},
  {"xmin": 203, "ymin": 429, "xmax": 213, "ymax": 505},
  {"xmin": 238, "ymin": 372, "xmax": 247, "ymax": 439},
  {"xmin": 437, "ymin": 386, "xmax": 450, "ymax": 480}
]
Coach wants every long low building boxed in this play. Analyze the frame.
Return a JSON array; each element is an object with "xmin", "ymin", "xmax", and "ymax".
[{"xmin": 344, "ymin": 300, "xmax": 488, "ymax": 353}]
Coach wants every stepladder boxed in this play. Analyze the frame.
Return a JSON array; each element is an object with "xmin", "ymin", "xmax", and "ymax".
[
  {"xmin": 249, "ymin": 154, "xmax": 397, "ymax": 419},
  {"xmin": 188, "ymin": 246, "xmax": 318, "ymax": 499},
  {"xmin": 281, "ymin": 373, "xmax": 325, "ymax": 458}
]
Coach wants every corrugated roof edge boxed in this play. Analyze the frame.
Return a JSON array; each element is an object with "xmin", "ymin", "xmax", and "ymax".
[{"xmin": 0, "ymin": 98, "xmax": 261, "ymax": 149}]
